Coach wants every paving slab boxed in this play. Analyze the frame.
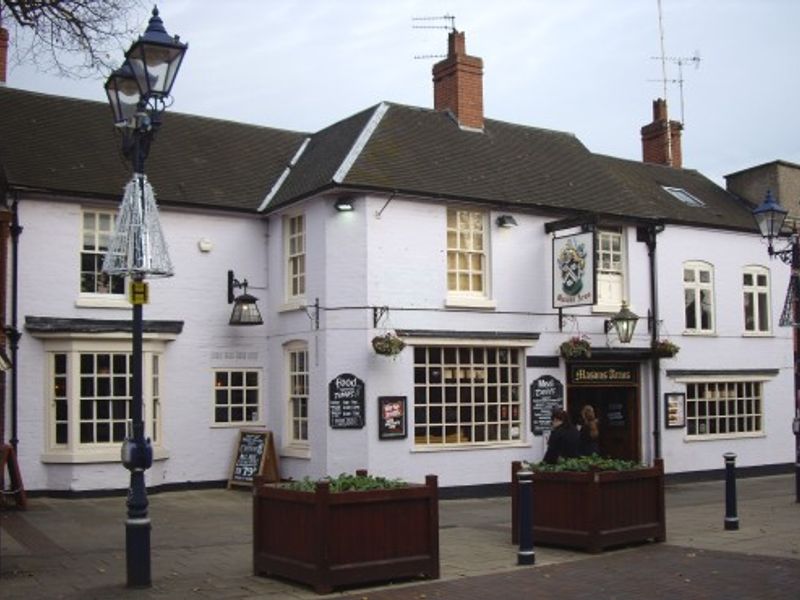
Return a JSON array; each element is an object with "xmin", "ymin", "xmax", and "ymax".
[{"xmin": 1, "ymin": 474, "xmax": 798, "ymax": 599}]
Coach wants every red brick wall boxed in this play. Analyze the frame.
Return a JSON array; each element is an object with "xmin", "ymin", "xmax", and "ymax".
[
  {"xmin": 641, "ymin": 99, "xmax": 682, "ymax": 168},
  {"xmin": 432, "ymin": 31, "xmax": 484, "ymax": 129}
]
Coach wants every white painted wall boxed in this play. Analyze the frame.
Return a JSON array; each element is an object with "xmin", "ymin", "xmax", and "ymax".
[
  {"xmin": 11, "ymin": 190, "xmax": 794, "ymax": 492},
  {"xmin": 14, "ymin": 197, "xmax": 268, "ymax": 491}
]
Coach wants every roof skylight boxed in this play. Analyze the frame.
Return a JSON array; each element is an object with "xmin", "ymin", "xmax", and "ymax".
[{"xmin": 662, "ymin": 186, "xmax": 705, "ymax": 208}]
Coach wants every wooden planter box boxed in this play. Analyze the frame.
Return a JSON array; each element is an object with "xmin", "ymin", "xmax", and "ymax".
[
  {"xmin": 253, "ymin": 471, "xmax": 440, "ymax": 594},
  {"xmin": 511, "ymin": 459, "xmax": 665, "ymax": 553}
]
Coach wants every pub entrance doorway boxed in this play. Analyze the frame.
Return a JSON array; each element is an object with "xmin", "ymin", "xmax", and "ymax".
[{"xmin": 566, "ymin": 362, "xmax": 641, "ymax": 462}]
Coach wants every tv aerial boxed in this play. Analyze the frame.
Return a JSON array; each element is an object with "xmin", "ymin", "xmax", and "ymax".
[{"xmin": 412, "ymin": 14, "xmax": 456, "ymax": 60}]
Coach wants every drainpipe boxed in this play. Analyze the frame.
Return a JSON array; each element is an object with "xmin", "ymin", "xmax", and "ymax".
[
  {"xmin": 7, "ymin": 193, "xmax": 22, "ymax": 452},
  {"xmin": 639, "ymin": 222, "xmax": 664, "ymax": 461}
]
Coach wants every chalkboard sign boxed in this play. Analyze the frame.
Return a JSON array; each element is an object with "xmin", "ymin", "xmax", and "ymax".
[
  {"xmin": 378, "ymin": 396, "xmax": 407, "ymax": 439},
  {"xmin": 329, "ymin": 373, "xmax": 365, "ymax": 429},
  {"xmin": 228, "ymin": 429, "xmax": 279, "ymax": 488},
  {"xmin": 530, "ymin": 375, "xmax": 564, "ymax": 435}
]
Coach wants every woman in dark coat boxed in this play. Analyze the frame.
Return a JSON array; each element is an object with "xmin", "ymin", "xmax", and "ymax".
[{"xmin": 543, "ymin": 408, "xmax": 580, "ymax": 464}]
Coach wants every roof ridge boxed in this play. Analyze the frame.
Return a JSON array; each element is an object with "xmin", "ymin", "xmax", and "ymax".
[
  {"xmin": 333, "ymin": 102, "xmax": 389, "ymax": 184},
  {"xmin": 258, "ymin": 137, "xmax": 312, "ymax": 212}
]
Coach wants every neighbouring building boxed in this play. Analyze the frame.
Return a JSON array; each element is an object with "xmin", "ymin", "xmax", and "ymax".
[{"xmin": 0, "ymin": 31, "xmax": 794, "ymax": 493}]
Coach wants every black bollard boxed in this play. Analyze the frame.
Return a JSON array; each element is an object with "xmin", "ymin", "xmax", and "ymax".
[
  {"xmin": 517, "ymin": 470, "xmax": 535, "ymax": 565},
  {"xmin": 723, "ymin": 452, "xmax": 739, "ymax": 531}
]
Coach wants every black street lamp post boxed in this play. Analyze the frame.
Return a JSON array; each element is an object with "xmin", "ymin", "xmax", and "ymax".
[
  {"xmin": 102, "ymin": 6, "xmax": 187, "ymax": 587},
  {"xmin": 752, "ymin": 190, "xmax": 800, "ymax": 504}
]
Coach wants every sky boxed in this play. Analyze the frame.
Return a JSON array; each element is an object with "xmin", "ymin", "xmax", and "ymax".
[{"xmin": 5, "ymin": 0, "xmax": 800, "ymax": 188}]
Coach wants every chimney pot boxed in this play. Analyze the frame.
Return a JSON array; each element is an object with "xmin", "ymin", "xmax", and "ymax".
[
  {"xmin": 641, "ymin": 98, "xmax": 683, "ymax": 168},
  {"xmin": 432, "ymin": 30, "xmax": 484, "ymax": 130}
]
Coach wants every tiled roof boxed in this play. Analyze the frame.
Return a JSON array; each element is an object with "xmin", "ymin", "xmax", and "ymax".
[
  {"xmin": 594, "ymin": 155, "xmax": 757, "ymax": 230},
  {"xmin": 266, "ymin": 102, "xmax": 756, "ymax": 231},
  {"xmin": 0, "ymin": 87, "xmax": 308, "ymax": 212},
  {"xmin": 0, "ymin": 88, "xmax": 757, "ymax": 231}
]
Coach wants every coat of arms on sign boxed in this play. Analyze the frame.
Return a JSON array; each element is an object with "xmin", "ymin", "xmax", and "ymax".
[{"xmin": 552, "ymin": 231, "xmax": 595, "ymax": 308}]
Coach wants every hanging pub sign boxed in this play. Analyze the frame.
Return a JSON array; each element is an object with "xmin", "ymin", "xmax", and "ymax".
[
  {"xmin": 328, "ymin": 373, "xmax": 365, "ymax": 429},
  {"xmin": 530, "ymin": 375, "xmax": 564, "ymax": 436},
  {"xmin": 552, "ymin": 231, "xmax": 596, "ymax": 308}
]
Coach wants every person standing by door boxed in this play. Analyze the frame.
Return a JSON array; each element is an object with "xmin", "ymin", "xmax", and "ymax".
[
  {"xmin": 578, "ymin": 404, "xmax": 600, "ymax": 456},
  {"xmin": 543, "ymin": 409, "xmax": 580, "ymax": 464}
]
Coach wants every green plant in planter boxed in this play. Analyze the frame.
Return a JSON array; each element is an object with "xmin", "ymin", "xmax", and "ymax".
[
  {"xmin": 559, "ymin": 335, "xmax": 591, "ymax": 359},
  {"xmin": 524, "ymin": 455, "xmax": 643, "ymax": 473},
  {"xmin": 372, "ymin": 332, "xmax": 406, "ymax": 356},
  {"xmin": 283, "ymin": 472, "xmax": 408, "ymax": 493},
  {"xmin": 652, "ymin": 338, "xmax": 680, "ymax": 357}
]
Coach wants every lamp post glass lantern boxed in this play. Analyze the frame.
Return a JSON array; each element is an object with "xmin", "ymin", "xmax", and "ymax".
[
  {"xmin": 607, "ymin": 301, "xmax": 639, "ymax": 344},
  {"xmin": 102, "ymin": 6, "xmax": 187, "ymax": 587},
  {"xmin": 750, "ymin": 190, "xmax": 800, "ymax": 504}
]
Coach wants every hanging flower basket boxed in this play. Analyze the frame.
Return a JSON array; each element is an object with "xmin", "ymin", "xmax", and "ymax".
[
  {"xmin": 653, "ymin": 339, "xmax": 680, "ymax": 358},
  {"xmin": 372, "ymin": 332, "xmax": 406, "ymax": 356},
  {"xmin": 559, "ymin": 336, "xmax": 591, "ymax": 359}
]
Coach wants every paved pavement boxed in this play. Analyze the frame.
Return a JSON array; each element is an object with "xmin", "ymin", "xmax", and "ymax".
[{"xmin": 1, "ymin": 474, "xmax": 798, "ymax": 599}]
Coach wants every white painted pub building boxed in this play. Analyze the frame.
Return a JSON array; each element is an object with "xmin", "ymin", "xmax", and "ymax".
[{"xmin": 0, "ymin": 32, "xmax": 795, "ymax": 493}]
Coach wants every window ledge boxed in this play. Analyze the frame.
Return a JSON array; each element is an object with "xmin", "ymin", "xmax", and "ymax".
[
  {"xmin": 742, "ymin": 332, "xmax": 773, "ymax": 338},
  {"xmin": 411, "ymin": 441, "xmax": 530, "ymax": 453},
  {"xmin": 684, "ymin": 432, "xmax": 765, "ymax": 442},
  {"xmin": 278, "ymin": 301, "xmax": 306, "ymax": 313},
  {"xmin": 41, "ymin": 446, "xmax": 169, "ymax": 464},
  {"xmin": 75, "ymin": 295, "xmax": 129, "ymax": 309},
  {"xmin": 445, "ymin": 296, "xmax": 497, "ymax": 310},
  {"xmin": 281, "ymin": 445, "xmax": 311, "ymax": 459},
  {"xmin": 681, "ymin": 331, "xmax": 717, "ymax": 337},
  {"xmin": 210, "ymin": 422, "xmax": 265, "ymax": 429}
]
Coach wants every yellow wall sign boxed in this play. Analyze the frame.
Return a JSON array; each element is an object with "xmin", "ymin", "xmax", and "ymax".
[{"xmin": 129, "ymin": 281, "xmax": 149, "ymax": 305}]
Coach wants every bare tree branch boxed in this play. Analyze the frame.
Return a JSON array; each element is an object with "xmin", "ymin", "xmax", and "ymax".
[{"xmin": 1, "ymin": 0, "xmax": 147, "ymax": 79}]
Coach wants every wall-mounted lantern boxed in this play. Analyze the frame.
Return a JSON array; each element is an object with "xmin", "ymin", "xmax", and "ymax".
[{"xmin": 228, "ymin": 270, "xmax": 263, "ymax": 326}]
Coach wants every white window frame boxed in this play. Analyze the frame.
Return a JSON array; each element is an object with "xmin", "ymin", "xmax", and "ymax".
[
  {"xmin": 446, "ymin": 208, "xmax": 494, "ymax": 308},
  {"xmin": 743, "ymin": 265, "xmax": 771, "ymax": 336},
  {"xmin": 283, "ymin": 341, "xmax": 310, "ymax": 458},
  {"xmin": 683, "ymin": 261, "xmax": 715, "ymax": 334},
  {"xmin": 412, "ymin": 343, "xmax": 527, "ymax": 449},
  {"xmin": 77, "ymin": 209, "xmax": 128, "ymax": 308},
  {"xmin": 211, "ymin": 368, "xmax": 263, "ymax": 427},
  {"xmin": 594, "ymin": 228, "xmax": 627, "ymax": 313},
  {"xmin": 284, "ymin": 213, "xmax": 306, "ymax": 307},
  {"xmin": 39, "ymin": 336, "xmax": 170, "ymax": 463},
  {"xmin": 675, "ymin": 376, "xmax": 766, "ymax": 440}
]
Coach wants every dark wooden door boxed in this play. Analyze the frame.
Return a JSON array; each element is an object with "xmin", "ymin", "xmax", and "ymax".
[{"xmin": 568, "ymin": 387, "xmax": 640, "ymax": 462}]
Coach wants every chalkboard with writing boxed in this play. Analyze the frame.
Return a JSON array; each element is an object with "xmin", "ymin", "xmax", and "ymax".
[
  {"xmin": 329, "ymin": 373, "xmax": 365, "ymax": 429},
  {"xmin": 530, "ymin": 375, "xmax": 564, "ymax": 435},
  {"xmin": 228, "ymin": 429, "xmax": 279, "ymax": 488},
  {"xmin": 606, "ymin": 402, "xmax": 627, "ymax": 428}
]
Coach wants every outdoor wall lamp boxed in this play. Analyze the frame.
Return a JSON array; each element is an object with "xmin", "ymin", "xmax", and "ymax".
[
  {"xmin": 335, "ymin": 198, "xmax": 354, "ymax": 212},
  {"xmin": 604, "ymin": 301, "xmax": 639, "ymax": 344},
  {"xmin": 228, "ymin": 270, "xmax": 264, "ymax": 326},
  {"xmin": 496, "ymin": 214, "xmax": 518, "ymax": 228},
  {"xmin": 752, "ymin": 190, "xmax": 793, "ymax": 260}
]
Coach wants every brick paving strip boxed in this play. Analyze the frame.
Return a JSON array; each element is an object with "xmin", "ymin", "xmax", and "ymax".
[{"xmin": 340, "ymin": 544, "xmax": 800, "ymax": 600}]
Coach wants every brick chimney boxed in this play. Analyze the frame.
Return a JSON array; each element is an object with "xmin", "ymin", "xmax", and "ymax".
[
  {"xmin": 0, "ymin": 27, "xmax": 8, "ymax": 85},
  {"xmin": 640, "ymin": 98, "xmax": 683, "ymax": 168},
  {"xmin": 432, "ymin": 30, "xmax": 484, "ymax": 130}
]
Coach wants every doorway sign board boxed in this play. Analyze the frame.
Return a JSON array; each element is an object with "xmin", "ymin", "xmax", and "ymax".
[
  {"xmin": 228, "ymin": 429, "xmax": 279, "ymax": 488},
  {"xmin": 530, "ymin": 375, "xmax": 564, "ymax": 435},
  {"xmin": 329, "ymin": 373, "xmax": 365, "ymax": 429}
]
